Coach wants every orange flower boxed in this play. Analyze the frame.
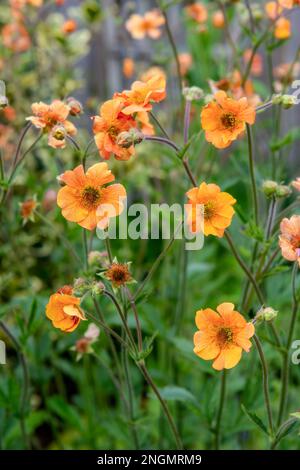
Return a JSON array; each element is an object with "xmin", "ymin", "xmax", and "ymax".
[
  {"xmin": 126, "ymin": 10, "xmax": 165, "ymax": 40},
  {"xmin": 92, "ymin": 98, "xmax": 136, "ymax": 160},
  {"xmin": 140, "ymin": 66, "xmax": 166, "ymax": 83},
  {"xmin": 123, "ymin": 57, "xmax": 135, "ymax": 79},
  {"xmin": 291, "ymin": 177, "xmax": 300, "ymax": 191},
  {"xmin": 274, "ymin": 17, "xmax": 291, "ymax": 39},
  {"xmin": 212, "ymin": 10, "xmax": 225, "ymax": 29},
  {"xmin": 201, "ymin": 90, "xmax": 256, "ymax": 149},
  {"xmin": 57, "ymin": 163, "xmax": 126, "ymax": 230},
  {"xmin": 278, "ymin": 0, "xmax": 294, "ymax": 7},
  {"xmin": 265, "ymin": 1, "xmax": 283, "ymax": 19},
  {"xmin": 104, "ymin": 262, "xmax": 133, "ymax": 287},
  {"xmin": 194, "ymin": 303, "xmax": 255, "ymax": 370},
  {"xmin": 243, "ymin": 49, "xmax": 263, "ymax": 76},
  {"xmin": 279, "ymin": 215, "xmax": 300, "ymax": 265},
  {"xmin": 116, "ymin": 74, "xmax": 166, "ymax": 115},
  {"xmin": 186, "ymin": 182, "xmax": 236, "ymax": 237},
  {"xmin": 20, "ymin": 198, "xmax": 37, "ymax": 223},
  {"xmin": 185, "ymin": 3, "xmax": 208, "ymax": 23},
  {"xmin": 178, "ymin": 53, "xmax": 193, "ymax": 76},
  {"xmin": 62, "ymin": 19, "xmax": 77, "ymax": 34},
  {"xmin": 26, "ymin": 100, "xmax": 76, "ymax": 148},
  {"xmin": 46, "ymin": 285, "xmax": 86, "ymax": 333},
  {"xmin": 2, "ymin": 22, "xmax": 31, "ymax": 52}
]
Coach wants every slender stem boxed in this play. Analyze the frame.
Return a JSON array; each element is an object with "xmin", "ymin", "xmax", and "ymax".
[
  {"xmin": 225, "ymin": 231, "xmax": 264, "ymax": 305},
  {"xmin": 85, "ymin": 311, "xmax": 129, "ymax": 348},
  {"xmin": 271, "ymin": 417, "xmax": 297, "ymax": 449},
  {"xmin": 242, "ymin": 30, "xmax": 269, "ymax": 87},
  {"xmin": 277, "ymin": 263, "xmax": 299, "ymax": 426},
  {"xmin": 182, "ymin": 159, "xmax": 197, "ymax": 186},
  {"xmin": 138, "ymin": 362, "xmax": 183, "ymax": 449},
  {"xmin": 82, "ymin": 229, "xmax": 88, "ymax": 270},
  {"xmin": 10, "ymin": 122, "xmax": 32, "ymax": 174},
  {"xmin": 104, "ymin": 291, "xmax": 136, "ymax": 350},
  {"xmin": 125, "ymin": 286, "xmax": 143, "ymax": 352},
  {"xmin": 149, "ymin": 112, "xmax": 171, "ymax": 140},
  {"xmin": 105, "ymin": 235, "xmax": 113, "ymax": 264},
  {"xmin": 215, "ymin": 370, "xmax": 227, "ymax": 450},
  {"xmin": 134, "ymin": 221, "xmax": 183, "ymax": 300},
  {"xmin": 82, "ymin": 138, "xmax": 95, "ymax": 171},
  {"xmin": 265, "ymin": 198, "xmax": 277, "ymax": 240},
  {"xmin": 0, "ymin": 321, "xmax": 30, "ymax": 449},
  {"xmin": 67, "ymin": 135, "xmax": 81, "ymax": 151},
  {"xmin": 253, "ymin": 334, "xmax": 274, "ymax": 436},
  {"xmin": 246, "ymin": 124, "xmax": 258, "ymax": 226},
  {"xmin": 244, "ymin": 0, "xmax": 255, "ymax": 33},
  {"xmin": 183, "ymin": 100, "xmax": 191, "ymax": 145},
  {"xmin": 144, "ymin": 135, "xmax": 179, "ymax": 153},
  {"xmin": 35, "ymin": 211, "xmax": 82, "ymax": 264},
  {"xmin": 161, "ymin": 9, "xmax": 182, "ymax": 97}
]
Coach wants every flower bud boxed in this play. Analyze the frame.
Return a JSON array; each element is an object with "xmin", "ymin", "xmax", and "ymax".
[
  {"xmin": 255, "ymin": 307, "xmax": 278, "ymax": 324},
  {"xmin": 73, "ymin": 278, "xmax": 90, "ymax": 296},
  {"xmin": 272, "ymin": 94, "xmax": 283, "ymax": 105},
  {"xmin": 182, "ymin": 86, "xmax": 204, "ymax": 101},
  {"xmin": 88, "ymin": 250, "xmax": 105, "ymax": 267},
  {"xmin": 275, "ymin": 184, "xmax": 292, "ymax": 198},
  {"xmin": 262, "ymin": 180, "xmax": 278, "ymax": 197},
  {"xmin": 91, "ymin": 281, "xmax": 105, "ymax": 296},
  {"xmin": 0, "ymin": 95, "xmax": 9, "ymax": 109},
  {"xmin": 281, "ymin": 94, "xmax": 297, "ymax": 109},
  {"xmin": 66, "ymin": 97, "xmax": 83, "ymax": 116},
  {"xmin": 117, "ymin": 128, "xmax": 144, "ymax": 148}
]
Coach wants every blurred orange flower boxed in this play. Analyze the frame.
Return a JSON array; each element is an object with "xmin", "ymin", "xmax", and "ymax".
[
  {"xmin": 265, "ymin": 1, "xmax": 283, "ymax": 19},
  {"xmin": 26, "ymin": 100, "xmax": 76, "ymax": 148},
  {"xmin": 46, "ymin": 286, "xmax": 86, "ymax": 333},
  {"xmin": 194, "ymin": 303, "xmax": 255, "ymax": 370},
  {"xmin": 186, "ymin": 182, "xmax": 236, "ymax": 237},
  {"xmin": 212, "ymin": 10, "xmax": 225, "ymax": 29},
  {"xmin": 243, "ymin": 49, "xmax": 263, "ymax": 76},
  {"xmin": 178, "ymin": 53, "xmax": 193, "ymax": 76},
  {"xmin": 140, "ymin": 66, "xmax": 166, "ymax": 83},
  {"xmin": 185, "ymin": 3, "xmax": 208, "ymax": 23},
  {"xmin": 2, "ymin": 22, "xmax": 31, "ymax": 52},
  {"xmin": 274, "ymin": 17, "xmax": 291, "ymax": 39},
  {"xmin": 92, "ymin": 98, "xmax": 136, "ymax": 160},
  {"xmin": 291, "ymin": 178, "xmax": 300, "ymax": 191},
  {"xmin": 116, "ymin": 74, "xmax": 166, "ymax": 115},
  {"xmin": 57, "ymin": 163, "xmax": 126, "ymax": 230},
  {"xmin": 62, "ymin": 19, "xmax": 77, "ymax": 34},
  {"xmin": 279, "ymin": 215, "xmax": 300, "ymax": 265},
  {"xmin": 201, "ymin": 91, "xmax": 256, "ymax": 149},
  {"xmin": 126, "ymin": 10, "xmax": 165, "ymax": 40},
  {"xmin": 20, "ymin": 198, "xmax": 37, "ymax": 223},
  {"xmin": 123, "ymin": 57, "xmax": 135, "ymax": 79}
]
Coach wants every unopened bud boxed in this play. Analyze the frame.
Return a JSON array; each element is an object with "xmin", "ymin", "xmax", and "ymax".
[
  {"xmin": 182, "ymin": 86, "xmax": 204, "ymax": 101},
  {"xmin": 262, "ymin": 180, "xmax": 278, "ymax": 197},
  {"xmin": 281, "ymin": 94, "xmax": 297, "ymax": 109},
  {"xmin": 276, "ymin": 184, "xmax": 292, "ymax": 198},
  {"xmin": 66, "ymin": 97, "xmax": 83, "ymax": 116},
  {"xmin": 91, "ymin": 281, "xmax": 105, "ymax": 296},
  {"xmin": 73, "ymin": 278, "xmax": 90, "ymax": 296},
  {"xmin": 0, "ymin": 95, "xmax": 9, "ymax": 109},
  {"xmin": 88, "ymin": 250, "xmax": 104, "ymax": 267},
  {"xmin": 117, "ymin": 128, "xmax": 144, "ymax": 148},
  {"xmin": 255, "ymin": 307, "xmax": 278, "ymax": 324}
]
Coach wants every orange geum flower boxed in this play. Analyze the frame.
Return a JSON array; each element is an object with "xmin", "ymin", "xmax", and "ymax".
[
  {"xmin": 46, "ymin": 285, "xmax": 86, "ymax": 333},
  {"xmin": 126, "ymin": 10, "xmax": 165, "ymax": 40},
  {"xmin": 140, "ymin": 66, "xmax": 166, "ymax": 83},
  {"xmin": 274, "ymin": 17, "xmax": 291, "ymax": 39},
  {"xmin": 212, "ymin": 10, "xmax": 225, "ymax": 29},
  {"xmin": 178, "ymin": 53, "xmax": 193, "ymax": 76},
  {"xmin": 104, "ymin": 262, "xmax": 133, "ymax": 288},
  {"xmin": 201, "ymin": 90, "xmax": 256, "ymax": 149},
  {"xmin": 243, "ymin": 49, "xmax": 263, "ymax": 76},
  {"xmin": 123, "ymin": 57, "xmax": 135, "ymax": 79},
  {"xmin": 92, "ymin": 98, "xmax": 136, "ymax": 160},
  {"xmin": 193, "ymin": 303, "xmax": 255, "ymax": 370},
  {"xmin": 265, "ymin": 1, "xmax": 283, "ymax": 19},
  {"xmin": 26, "ymin": 100, "xmax": 76, "ymax": 149},
  {"xmin": 185, "ymin": 2, "xmax": 208, "ymax": 23},
  {"xmin": 57, "ymin": 163, "xmax": 126, "ymax": 230},
  {"xmin": 19, "ymin": 198, "xmax": 37, "ymax": 224},
  {"xmin": 186, "ymin": 182, "xmax": 236, "ymax": 237},
  {"xmin": 62, "ymin": 19, "xmax": 77, "ymax": 35},
  {"xmin": 279, "ymin": 215, "xmax": 300, "ymax": 266},
  {"xmin": 2, "ymin": 22, "xmax": 31, "ymax": 53},
  {"xmin": 116, "ymin": 73, "xmax": 166, "ymax": 115}
]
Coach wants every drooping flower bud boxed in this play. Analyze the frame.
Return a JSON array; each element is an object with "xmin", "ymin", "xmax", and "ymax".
[
  {"xmin": 117, "ymin": 128, "xmax": 144, "ymax": 148},
  {"xmin": 66, "ymin": 97, "xmax": 83, "ymax": 116},
  {"xmin": 262, "ymin": 180, "xmax": 278, "ymax": 197},
  {"xmin": 182, "ymin": 86, "xmax": 204, "ymax": 102},
  {"xmin": 255, "ymin": 306, "xmax": 278, "ymax": 324},
  {"xmin": 275, "ymin": 184, "xmax": 292, "ymax": 198},
  {"xmin": 51, "ymin": 124, "xmax": 67, "ymax": 141}
]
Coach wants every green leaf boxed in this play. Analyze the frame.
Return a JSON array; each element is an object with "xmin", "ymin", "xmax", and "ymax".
[
  {"xmin": 46, "ymin": 396, "xmax": 83, "ymax": 430},
  {"xmin": 159, "ymin": 386, "xmax": 201, "ymax": 412},
  {"xmin": 241, "ymin": 404, "xmax": 270, "ymax": 436}
]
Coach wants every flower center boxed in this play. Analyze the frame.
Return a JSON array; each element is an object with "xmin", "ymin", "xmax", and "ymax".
[
  {"xmin": 81, "ymin": 186, "xmax": 101, "ymax": 208},
  {"xmin": 221, "ymin": 112, "xmax": 236, "ymax": 129},
  {"xmin": 108, "ymin": 126, "xmax": 119, "ymax": 137},
  {"xmin": 217, "ymin": 327, "xmax": 233, "ymax": 345},
  {"xmin": 204, "ymin": 201, "xmax": 215, "ymax": 220}
]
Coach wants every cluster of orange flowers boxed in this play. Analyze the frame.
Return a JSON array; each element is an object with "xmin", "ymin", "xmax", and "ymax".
[
  {"xmin": 126, "ymin": 9, "xmax": 165, "ymax": 40},
  {"xmin": 92, "ymin": 72, "xmax": 166, "ymax": 160},
  {"xmin": 265, "ymin": 0, "xmax": 299, "ymax": 39},
  {"xmin": 185, "ymin": 2, "xmax": 225, "ymax": 31}
]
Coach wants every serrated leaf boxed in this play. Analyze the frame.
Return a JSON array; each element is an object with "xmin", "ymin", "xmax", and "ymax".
[{"xmin": 241, "ymin": 404, "xmax": 270, "ymax": 436}]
